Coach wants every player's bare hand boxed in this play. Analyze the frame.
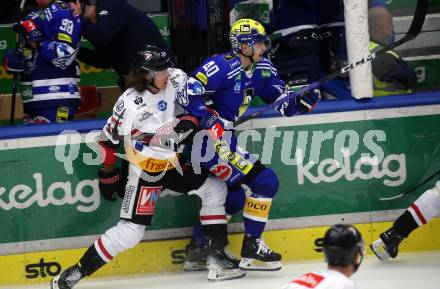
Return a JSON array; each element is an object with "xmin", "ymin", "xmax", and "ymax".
[{"xmin": 69, "ymin": 0, "xmax": 82, "ymax": 16}]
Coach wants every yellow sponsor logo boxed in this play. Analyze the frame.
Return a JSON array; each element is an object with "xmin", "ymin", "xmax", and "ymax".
[
  {"xmin": 228, "ymin": 153, "xmax": 253, "ymax": 174},
  {"xmin": 125, "ymin": 144, "xmax": 178, "ymax": 173},
  {"xmin": 56, "ymin": 106, "xmax": 69, "ymax": 122},
  {"xmin": 243, "ymin": 197, "xmax": 272, "ymax": 219},
  {"xmin": 215, "ymin": 140, "xmax": 231, "ymax": 160},
  {"xmin": 195, "ymin": 72, "xmax": 208, "ymax": 85},
  {"xmin": 58, "ymin": 33, "xmax": 72, "ymax": 43}
]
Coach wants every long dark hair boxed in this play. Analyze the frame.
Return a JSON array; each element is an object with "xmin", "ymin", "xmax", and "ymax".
[{"xmin": 124, "ymin": 70, "xmax": 153, "ymax": 92}]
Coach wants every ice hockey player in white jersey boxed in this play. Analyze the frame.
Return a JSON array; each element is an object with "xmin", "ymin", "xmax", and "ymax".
[
  {"xmin": 371, "ymin": 179, "xmax": 440, "ymax": 260},
  {"xmin": 50, "ymin": 46, "xmax": 244, "ymax": 289},
  {"xmin": 283, "ymin": 224, "xmax": 365, "ymax": 289}
]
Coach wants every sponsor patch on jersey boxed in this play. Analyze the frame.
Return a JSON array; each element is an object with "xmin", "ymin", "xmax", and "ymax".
[
  {"xmin": 224, "ymin": 52, "xmax": 235, "ymax": 61},
  {"xmin": 210, "ymin": 164, "xmax": 233, "ymax": 181},
  {"xmin": 136, "ymin": 186, "xmax": 162, "ymax": 215},
  {"xmin": 56, "ymin": 106, "xmax": 69, "ymax": 122},
  {"xmin": 57, "ymin": 33, "xmax": 72, "ymax": 43},
  {"xmin": 99, "ymin": 10, "xmax": 109, "ymax": 16},
  {"xmin": 234, "ymin": 82, "xmax": 241, "ymax": 93},
  {"xmin": 115, "ymin": 100, "xmax": 124, "ymax": 112},
  {"xmin": 135, "ymin": 141, "xmax": 143, "ymax": 151},
  {"xmin": 139, "ymin": 110, "xmax": 153, "ymax": 122},
  {"xmin": 261, "ymin": 69, "xmax": 271, "ymax": 78},
  {"xmin": 215, "ymin": 140, "xmax": 232, "ymax": 160},
  {"xmin": 121, "ymin": 185, "xmax": 135, "ymax": 214},
  {"xmin": 292, "ymin": 273, "xmax": 324, "ymax": 288},
  {"xmin": 158, "ymin": 100, "xmax": 167, "ymax": 111},
  {"xmin": 228, "ymin": 153, "xmax": 253, "ymax": 174},
  {"xmin": 195, "ymin": 72, "xmax": 208, "ymax": 85},
  {"xmin": 156, "ymin": 119, "xmax": 179, "ymax": 135},
  {"xmin": 208, "ymin": 123, "xmax": 224, "ymax": 140},
  {"xmin": 134, "ymin": 95, "xmax": 143, "ymax": 105},
  {"xmin": 49, "ymin": 85, "xmax": 60, "ymax": 92}
]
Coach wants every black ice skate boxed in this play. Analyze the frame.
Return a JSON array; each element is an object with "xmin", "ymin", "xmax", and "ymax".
[
  {"xmin": 50, "ymin": 264, "xmax": 83, "ymax": 289},
  {"xmin": 183, "ymin": 238, "xmax": 208, "ymax": 271},
  {"xmin": 370, "ymin": 227, "xmax": 404, "ymax": 261},
  {"xmin": 239, "ymin": 235, "xmax": 282, "ymax": 271},
  {"xmin": 206, "ymin": 240, "xmax": 246, "ymax": 281}
]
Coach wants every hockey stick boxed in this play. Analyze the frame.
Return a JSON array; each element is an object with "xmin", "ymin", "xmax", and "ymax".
[
  {"xmin": 233, "ymin": 0, "xmax": 428, "ymax": 127},
  {"xmin": 379, "ymin": 168, "xmax": 440, "ymax": 201},
  {"xmin": 9, "ymin": 0, "xmax": 27, "ymax": 125}
]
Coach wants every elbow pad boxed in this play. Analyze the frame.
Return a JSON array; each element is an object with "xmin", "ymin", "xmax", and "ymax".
[{"xmin": 176, "ymin": 77, "xmax": 205, "ymax": 106}]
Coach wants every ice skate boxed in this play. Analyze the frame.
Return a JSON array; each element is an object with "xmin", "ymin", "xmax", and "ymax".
[
  {"xmin": 50, "ymin": 264, "xmax": 83, "ymax": 289},
  {"xmin": 239, "ymin": 235, "xmax": 282, "ymax": 271},
  {"xmin": 183, "ymin": 238, "xmax": 207, "ymax": 271},
  {"xmin": 370, "ymin": 227, "xmax": 404, "ymax": 260},
  {"xmin": 206, "ymin": 242, "xmax": 246, "ymax": 281}
]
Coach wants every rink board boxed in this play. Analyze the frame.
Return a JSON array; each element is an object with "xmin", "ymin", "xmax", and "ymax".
[
  {"xmin": 1, "ymin": 219, "xmax": 439, "ymax": 286},
  {"xmin": 0, "ymin": 95, "xmax": 440, "ymax": 286}
]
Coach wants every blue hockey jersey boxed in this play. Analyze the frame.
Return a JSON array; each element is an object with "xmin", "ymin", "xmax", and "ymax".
[
  {"xmin": 21, "ymin": 0, "xmax": 81, "ymax": 110},
  {"xmin": 183, "ymin": 51, "xmax": 287, "ymax": 122}
]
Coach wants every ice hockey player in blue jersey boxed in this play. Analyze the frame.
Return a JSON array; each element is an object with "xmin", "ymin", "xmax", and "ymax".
[
  {"xmin": 178, "ymin": 18, "xmax": 318, "ymax": 271},
  {"xmin": 3, "ymin": 0, "xmax": 81, "ymax": 124}
]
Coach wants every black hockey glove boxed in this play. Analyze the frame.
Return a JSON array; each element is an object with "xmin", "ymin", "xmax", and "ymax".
[
  {"xmin": 295, "ymin": 88, "xmax": 320, "ymax": 113},
  {"xmin": 173, "ymin": 114, "xmax": 200, "ymax": 147},
  {"xmin": 97, "ymin": 167, "xmax": 124, "ymax": 201}
]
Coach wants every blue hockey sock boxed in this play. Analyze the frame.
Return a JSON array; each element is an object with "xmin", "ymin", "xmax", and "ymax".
[{"xmin": 192, "ymin": 221, "xmax": 205, "ymax": 244}]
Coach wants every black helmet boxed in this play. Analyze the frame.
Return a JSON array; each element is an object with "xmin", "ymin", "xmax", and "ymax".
[
  {"xmin": 132, "ymin": 45, "xmax": 173, "ymax": 74},
  {"xmin": 323, "ymin": 224, "xmax": 365, "ymax": 271}
]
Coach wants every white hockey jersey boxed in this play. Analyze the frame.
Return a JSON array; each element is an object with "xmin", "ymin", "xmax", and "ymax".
[
  {"xmin": 103, "ymin": 68, "xmax": 187, "ymax": 164},
  {"xmin": 283, "ymin": 269, "xmax": 356, "ymax": 289}
]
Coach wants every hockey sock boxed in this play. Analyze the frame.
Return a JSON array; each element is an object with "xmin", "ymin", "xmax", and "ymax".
[
  {"xmin": 393, "ymin": 210, "xmax": 419, "ymax": 238},
  {"xmin": 225, "ymin": 187, "xmax": 247, "ymax": 216},
  {"xmin": 192, "ymin": 221, "xmax": 206, "ymax": 244},
  {"xmin": 203, "ymin": 223, "xmax": 228, "ymax": 248},
  {"xmin": 77, "ymin": 245, "xmax": 107, "ymax": 277},
  {"xmin": 243, "ymin": 195, "xmax": 272, "ymax": 237},
  {"xmin": 395, "ymin": 183, "xmax": 440, "ymax": 237},
  {"xmin": 241, "ymin": 168, "xmax": 279, "ymax": 238}
]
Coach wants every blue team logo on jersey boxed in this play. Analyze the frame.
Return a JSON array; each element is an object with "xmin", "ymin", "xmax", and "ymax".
[
  {"xmin": 234, "ymin": 82, "xmax": 241, "ymax": 93},
  {"xmin": 135, "ymin": 141, "xmax": 144, "ymax": 151},
  {"xmin": 158, "ymin": 100, "xmax": 167, "ymax": 111}
]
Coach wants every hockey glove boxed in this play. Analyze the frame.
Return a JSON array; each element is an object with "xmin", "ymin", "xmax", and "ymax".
[
  {"xmin": 97, "ymin": 167, "xmax": 124, "ymax": 201},
  {"xmin": 13, "ymin": 20, "xmax": 45, "ymax": 43},
  {"xmin": 173, "ymin": 114, "xmax": 199, "ymax": 147},
  {"xmin": 200, "ymin": 109, "xmax": 226, "ymax": 140},
  {"xmin": 275, "ymin": 88, "xmax": 319, "ymax": 116},
  {"xmin": 295, "ymin": 88, "xmax": 320, "ymax": 113},
  {"xmin": 3, "ymin": 49, "xmax": 26, "ymax": 74}
]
